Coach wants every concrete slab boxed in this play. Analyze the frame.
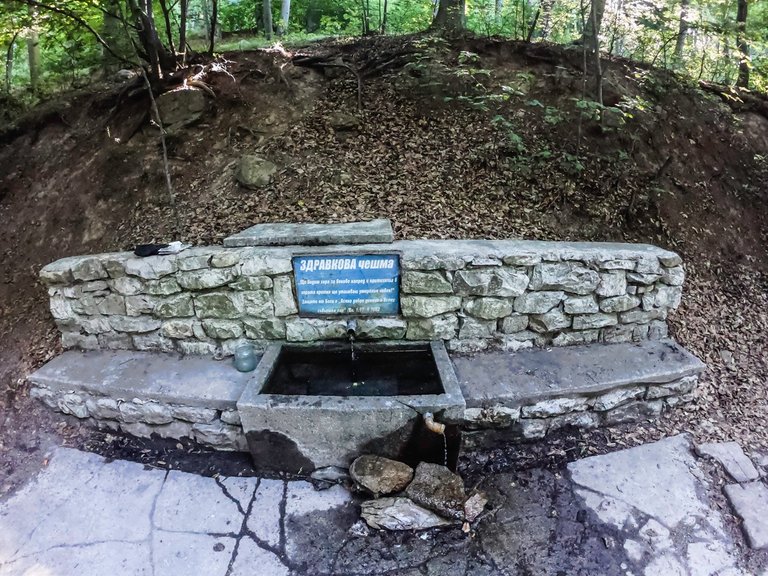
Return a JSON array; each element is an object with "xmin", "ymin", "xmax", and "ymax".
[
  {"xmin": 223, "ymin": 219, "xmax": 395, "ymax": 247},
  {"xmin": 568, "ymin": 435, "xmax": 744, "ymax": 575},
  {"xmin": 454, "ymin": 339, "xmax": 705, "ymax": 408},
  {"xmin": 28, "ymin": 350, "xmax": 255, "ymax": 410},
  {"xmin": 2, "ymin": 439, "xmax": 763, "ymax": 576},
  {"xmin": 697, "ymin": 442, "xmax": 761, "ymax": 483},
  {"xmin": 724, "ymin": 482, "xmax": 768, "ymax": 549}
]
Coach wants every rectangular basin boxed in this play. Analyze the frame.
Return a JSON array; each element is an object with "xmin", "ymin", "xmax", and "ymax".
[{"xmin": 237, "ymin": 341, "xmax": 465, "ymax": 474}]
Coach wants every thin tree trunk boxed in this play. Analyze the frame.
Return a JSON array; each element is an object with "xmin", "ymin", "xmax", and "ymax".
[
  {"xmin": 27, "ymin": 5, "xmax": 40, "ymax": 93},
  {"xmin": 673, "ymin": 0, "xmax": 690, "ymax": 63},
  {"xmin": 381, "ymin": 0, "xmax": 388, "ymax": 33},
  {"xmin": 278, "ymin": 0, "xmax": 291, "ymax": 35},
  {"xmin": 736, "ymin": 0, "xmax": 749, "ymax": 87},
  {"xmin": 5, "ymin": 31, "xmax": 19, "ymax": 93},
  {"xmin": 495, "ymin": 0, "xmax": 503, "ymax": 23},
  {"xmin": 590, "ymin": 0, "xmax": 603, "ymax": 104},
  {"xmin": 582, "ymin": 0, "xmax": 604, "ymax": 47},
  {"xmin": 208, "ymin": 0, "xmax": 218, "ymax": 54},
  {"xmin": 263, "ymin": 0, "xmax": 273, "ymax": 40},
  {"xmin": 179, "ymin": 0, "xmax": 187, "ymax": 63},
  {"xmin": 431, "ymin": 0, "xmax": 466, "ymax": 33},
  {"xmin": 101, "ymin": 0, "xmax": 126, "ymax": 74},
  {"xmin": 539, "ymin": 0, "xmax": 554, "ymax": 39},
  {"xmin": 157, "ymin": 0, "xmax": 177, "ymax": 56}
]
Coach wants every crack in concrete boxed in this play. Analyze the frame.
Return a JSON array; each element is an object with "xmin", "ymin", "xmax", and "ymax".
[
  {"xmin": 148, "ymin": 469, "xmax": 170, "ymax": 576},
  {"xmin": 223, "ymin": 478, "xmax": 260, "ymax": 576},
  {"xmin": 2, "ymin": 538, "xmax": 149, "ymax": 567},
  {"xmin": 214, "ymin": 477, "xmax": 249, "ymax": 517}
]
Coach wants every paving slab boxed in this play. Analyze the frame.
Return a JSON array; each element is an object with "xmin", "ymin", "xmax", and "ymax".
[
  {"xmin": 697, "ymin": 441, "xmax": 761, "ymax": 483},
  {"xmin": 223, "ymin": 219, "xmax": 395, "ymax": 247},
  {"xmin": 28, "ymin": 350, "xmax": 254, "ymax": 409},
  {"xmin": 1, "ymin": 438, "xmax": 764, "ymax": 576},
  {"xmin": 454, "ymin": 339, "xmax": 705, "ymax": 408},
  {"xmin": 724, "ymin": 482, "xmax": 768, "ymax": 549}
]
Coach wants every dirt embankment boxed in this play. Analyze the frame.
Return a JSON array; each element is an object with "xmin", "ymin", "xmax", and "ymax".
[{"xmin": 0, "ymin": 35, "xmax": 767, "ymax": 494}]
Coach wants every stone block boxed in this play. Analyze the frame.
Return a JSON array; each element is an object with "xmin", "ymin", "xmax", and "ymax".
[
  {"xmin": 240, "ymin": 291, "xmax": 273, "ymax": 318},
  {"xmin": 177, "ymin": 268, "xmax": 238, "ymax": 290},
  {"xmin": 40, "ymin": 257, "xmax": 76, "ymax": 284},
  {"xmin": 145, "ymin": 278, "xmax": 181, "ymax": 295},
  {"xmin": 61, "ymin": 333, "xmax": 99, "ymax": 350},
  {"xmin": 81, "ymin": 316, "xmax": 112, "ymax": 335},
  {"xmin": 626, "ymin": 272, "xmax": 661, "ymax": 285},
  {"xmin": 463, "ymin": 406, "xmax": 520, "ymax": 429},
  {"xmin": 49, "ymin": 296, "xmax": 73, "ymax": 320},
  {"xmin": 601, "ymin": 399, "xmax": 663, "ymax": 425},
  {"xmin": 723, "ymin": 482, "xmax": 768, "ymax": 549},
  {"xmin": 502, "ymin": 254, "xmax": 541, "ymax": 266},
  {"xmin": 137, "ymin": 402, "xmax": 174, "ymax": 425},
  {"xmin": 172, "ymin": 406, "xmax": 218, "ymax": 423},
  {"xmin": 572, "ymin": 313, "xmax": 617, "ymax": 330},
  {"xmin": 563, "ymin": 295, "xmax": 598, "ymax": 314},
  {"xmin": 453, "ymin": 268, "xmax": 529, "ymax": 297},
  {"xmin": 286, "ymin": 318, "xmax": 347, "ymax": 341},
  {"xmin": 596, "ymin": 271, "xmax": 627, "ymax": 297},
  {"xmin": 514, "ymin": 291, "xmax": 564, "ymax": 314},
  {"xmin": 401, "ymin": 254, "xmax": 466, "ymax": 271},
  {"xmin": 405, "ymin": 314, "xmax": 458, "ymax": 340},
  {"xmin": 521, "ymin": 397, "xmax": 589, "ymax": 418},
  {"xmin": 600, "ymin": 295, "xmax": 640, "ymax": 313},
  {"xmin": 696, "ymin": 442, "xmax": 760, "ymax": 483},
  {"xmin": 272, "ymin": 276, "xmax": 298, "ymax": 316},
  {"xmin": 357, "ymin": 318, "xmax": 407, "ymax": 340},
  {"xmin": 194, "ymin": 293, "xmax": 241, "ymax": 319},
  {"xmin": 401, "ymin": 271, "xmax": 453, "ymax": 294},
  {"xmin": 229, "ymin": 276, "xmax": 273, "ymax": 291},
  {"xmin": 109, "ymin": 315, "xmax": 162, "ymax": 333},
  {"xmin": 549, "ymin": 410, "xmax": 600, "ymax": 431},
  {"xmin": 177, "ymin": 250, "xmax": 213, "ymax": 271},
  {"xmin": 132, "ymin": 332, "xmax": 176, "ymax": 352},
  {"xmin": 619, "ymin": 308, "xmax": 665, "ymax": 324},
  {"xmin": 654, "ymin": 285, "xmax": 683, "ymax": 309},
  {"xmin": 109, "ymin": 277, "xmax": 145, "ymax": 296},
  {"xmin": 529, "ymin": 309, "xmax": 571, "ymax": 333},
  {"xmin": 648, "ymin": 320, "xmax": 669, "ymax": 339},
  {"xmin": 530, "ymin": 262, "xmax": 599, "ymax": 295},
  {"xmin": 177, "ymin": 341, "xmax": 218, "ymax": 356},
  {"xmin": 202, "ymin": 319, "xmax": 244, "ymax": 340},
  {"xmin": 161, "ymin": 319, "xmax": 196, "ymax": 339},
  {"xmin": 125, "ymin": 294, "xmax": 159, "ymax": 316},
  {"xmin": 662, "ymin": 266, "xmax": 685, "ymax": 286},
  {"xmin": 85, "ymin": 397, "xmax": 120, "ymax": 420},
  {"xmin": 519, "ymin": 418, "xmax": 548, "ymax": 439},
  {"xmin": 58, "ymin": 393, "xmax": 88, "ymax": 418},
  {"xmin": 401, "ymin": 295, "xmax": 462, "ymax": 318},
  {"xmin": 635, "ymin": 257, "xmax": 663, "ymax": 274},
  {"xmin": 459, "ymin": 317, "xmax": 496, "ymax": 339},
  {"xmin": 239, "ymin": 253, "xmax": 292, "ymax": 276},
  {"xmin": 552, "ymin": 330, "xmax": 599, "ymax": 346},
  {"xmin": 119, "ymin": 402, "xmax": 143, "ymax": 423},
  {"xmin": 97, "ymin": 294, "xmax": 126, "ymax": 315},
  {"xmin": 97, "ymin": 332, "xmax": 133, "ymax": 350},
  {"xmin": 601, "ymin": 324, "xmax": 635, "ymax": 343},
  {"xmin": 242, "ymin": 318, "xmax": 286, "ymax": 340},
  {"xmin": 593, "ymin": 386, "xmax": 646, "ymax": 411},
  {"xmin": 225, "ymin": 219, "xmax": 394, "ymax": 247},
  {"xmin": 71, "ymin": 258, "xmax": 108, "ymax": 282},
  {"xmin": 597, "ymin": 259, "xmax": 636, "ymax": 270},
  {"xmin": 221, "ymin": 409, "xmax": 241, "ymax": 426},
  {"xmin": 210, "ymin": 251, "xmax": 242, "ymax": 268},
  {"xmin": 30, "ymin": 386, "xmax": 58, "ymax": 409},
  {"xmin": 124, "ymin": 256, "xmax": 178, "ymax": 279},
  {"xmin": 464, "ymin": 297, "xmax": 513, "ymax": 320},
  {"xmin": 500, "ymin": 314, "xmax": 529, "ymax": 333},
  {"xmin": 193, "ymin": 421, "xmax": 246, "ymax": 451}
]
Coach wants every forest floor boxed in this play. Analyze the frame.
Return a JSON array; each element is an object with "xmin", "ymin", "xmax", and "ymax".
[{"xmin": 0, "ymin": 34, "xmax": 767, "ymax": 497}]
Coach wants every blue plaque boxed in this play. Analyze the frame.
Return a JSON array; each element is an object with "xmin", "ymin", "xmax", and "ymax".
[{"xmin": 293, "ymin": 254, "xmax": 400, "ymax": 316}]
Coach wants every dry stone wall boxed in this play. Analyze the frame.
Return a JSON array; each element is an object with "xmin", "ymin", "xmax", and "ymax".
[{"xmin": 40, "ymin": 240, "xmax": 684, "ymax": 355}]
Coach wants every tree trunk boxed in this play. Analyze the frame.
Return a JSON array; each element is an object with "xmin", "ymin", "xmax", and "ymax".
[
  {"xmin": 179, "ymin": 0, "xmax": 188, "ymax": 62},
  {"xmin": 673, "ymin": 0, "xmax": 690, "ymax": 63},
  {"xmin": 431, "ymin": 0, "xmax": 466, "ymax": 33},
  {"xmin": 495, "ymin": 0, "xmax": 503, "ymax": 22},
  {"xmin": 208, "ymin": 0, "xmax": 218, "ymax": 54},
  {"xmin": 5, "ymin": 32, "xmax": 19, "ymax": 93},
  {"xmin": 381, "ymin": 0, "xmax": 388, "ymax": 33},
  {"xmin": 157, "ymin": 0, "xmax": 177, "ymax": 56},
  {"xmin": 539, "ymin": 0, "xmax": 555, "ymax": 39},
  {"xmin": 278, "ymin": 0, "xmax": 291, "ymax": 35},
  {"xmin": 581, "ymin": 0, "xmax": 605, "ymax": 48},
  {"xmin": 27, "ymin": 5, "xmax": 40, "ymax": 93},
  {"xmin": 263, "ymin": 0, "xmax": 273, "ymax": 40},
  {"xmin": 101, "ymin": 0, "xmax": 127, "ymax": 74},
  {"xmin": 736, "ymin": 0, "xmax": 749, "ymax": 87}
]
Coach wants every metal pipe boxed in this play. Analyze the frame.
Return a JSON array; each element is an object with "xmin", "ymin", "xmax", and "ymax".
[
  {"xmin": 423, "ymin": 412, "xmax": 445, "ymax": 435},
  {"xmin": 346, "ymin": 318, "xmax": 358, "ymax": 337}
]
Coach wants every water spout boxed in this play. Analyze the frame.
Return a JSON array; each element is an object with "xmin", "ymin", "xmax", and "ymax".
[
  {"xmin": 346, "ymin": 318, "xmax": 358, "ymax": 338},
  {"xmin": 423, "ymin": 412, "xmax": 446, "ymax": 435}
]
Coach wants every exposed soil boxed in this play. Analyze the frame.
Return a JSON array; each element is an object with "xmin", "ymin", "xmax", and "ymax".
[{"xmin": 1, "ymin": 34, "xmax": 767, "ymax": 497}]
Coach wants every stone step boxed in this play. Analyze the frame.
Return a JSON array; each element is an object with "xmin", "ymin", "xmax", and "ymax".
[
  {"xmin": 453, "ymin": 339, "xmax": 704, "ymax": 409},
  {"xmin": 223, "ymin": 219, "xmax": 394, "ymax": 247},
  {"xmin": 29, "ymin": 350, "xmax": 253, "ymax": 410}
]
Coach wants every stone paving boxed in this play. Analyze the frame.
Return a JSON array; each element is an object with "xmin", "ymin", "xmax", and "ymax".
[{"xmin": 2, "ymin": 436, "xmax": 767, "ymax": 575}]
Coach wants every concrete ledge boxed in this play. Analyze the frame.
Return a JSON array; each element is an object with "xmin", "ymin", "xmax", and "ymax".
[
  {"xmin": 223, "ymin": 219, "xmax": 395, "ymax": 247},
  {"xmin": 454, "ymin": 339, "xmax": 705, "ymax": 409},
  {"xmin": 28, "ymin": 350, "xmax": 254, "ymax": 410}
]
